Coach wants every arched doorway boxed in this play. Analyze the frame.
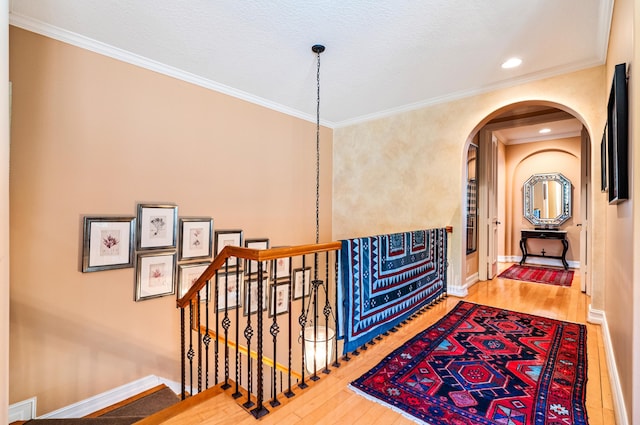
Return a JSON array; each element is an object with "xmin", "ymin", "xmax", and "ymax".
[{"xmin": 463, "ymin": 102, "xmax": 592, "ymax": 294}]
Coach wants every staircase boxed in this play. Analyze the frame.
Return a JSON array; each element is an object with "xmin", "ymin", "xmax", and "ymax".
[{"xmin": 16, "ymin": 385, "xmax": 181, "ymax": 425}]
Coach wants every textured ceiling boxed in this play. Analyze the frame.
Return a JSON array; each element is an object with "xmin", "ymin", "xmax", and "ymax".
[{"xmin": 9, "ymin": 0, "xmax": 613, "ymax": 128}]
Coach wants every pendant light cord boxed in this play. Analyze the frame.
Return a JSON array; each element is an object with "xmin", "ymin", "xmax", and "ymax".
[{"xmin": 314, "ymin": 47, "xmax": 322, "ymax": 245}]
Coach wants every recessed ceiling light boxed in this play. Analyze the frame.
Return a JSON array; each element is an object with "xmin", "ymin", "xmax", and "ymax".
[
  {"xmin": 502, "ymin": 57, "xmax": 522, "ymax": 69},
  {"xmin": 539, "ymin": 128, "xmax": 551, "ymax": 134}
]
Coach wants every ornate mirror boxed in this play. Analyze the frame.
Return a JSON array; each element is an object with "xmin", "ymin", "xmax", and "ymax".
[{"xmin": 523, "ymin": 172, "xmax": 572, "ymax": 227}]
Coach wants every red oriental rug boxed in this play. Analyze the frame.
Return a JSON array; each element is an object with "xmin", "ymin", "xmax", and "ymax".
[
  {"xmin": 350, "ymin": 301, "xmax": 588, "ymax": 425},
  {"xmin": 498, "ymin": 264, "xmax": 574, "ymax": 287}
]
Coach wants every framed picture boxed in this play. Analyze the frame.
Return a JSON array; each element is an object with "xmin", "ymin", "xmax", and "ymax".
[
  {"xmin": 600, "ymin": 128, "xmax": 607, "ymax": 192},
  {"xmin": 137, "ymin": 203, "xmax": 178, "ymax": 250},
  {"xmin": 293, "ymin": 267, "xmax": 312, "ymax": 299},
  {"xmin": 177, "ymin": 262, "xmax": 210, "ymax": 301},
  {"xmin": 135, "ymin": 251, "xmax": 176, "ymax": 301},
  {"xmin": 607, "ymin": 63, "xmax": 628, "ymax": 204},
  {"xmin": 179, "ymin": 217, "xmax": 213, "ymax": 261},
  {"xmin": 271, "ymin": 253, "xmax": 291, "ymax": 279},
  {"xmin": 269, "ymin": 282, "xmax": 290, "ymax": 317},
  {"xmin": 216, "ymin": 271, "xmax": 243, "ymax": 311},
  {"xmin": 244, "ymin": 276, "xmax": 267, "ymax": 316},
  {"xmin": 245, "ymin": 238, "xmax": 269, "ymax": 275},
  {"xmin": 215, "ymin": 229, "xmax": 243, "ymax": 267},
  {"xmin": 82, "ymin": 216, "xmax": 135, "ymax": 272}
]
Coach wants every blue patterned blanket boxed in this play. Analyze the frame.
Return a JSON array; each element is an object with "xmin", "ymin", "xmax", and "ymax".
[{"xmin": 338, "ymin": 228, "xmax": 447, "ymax": 354}]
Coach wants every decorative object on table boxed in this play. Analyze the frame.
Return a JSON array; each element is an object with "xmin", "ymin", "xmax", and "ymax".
[
  {"xmin": 499, "ymin": 264, "xmax": 574, "ymax": 287},
  {"xmin": 135, "ymin": 251, "xmax": 176, "ymax": 301},
  {"xmin": 350, "ymin": 301, "xmax": 588, "ymax": 425},
  {"xmin": 178, "ymin": 217, "xmax": 213, "ymax": 261},
  {"xmin": 137, "ymin": 203, "xmax": 178, "ymax": 250},
  {"xmin": 82, "ymin": 216, "xmax": 135, "ymax": 272},
  {"xmin": 244, "ymin": 238, "xmax": 269, "ymax": 275},
  {"xmin": 338, "ymin": 228, "xmax": 448, "ymax": 354},
  {"xmin": 214, "ymin": 229, "xmax": 243, "ymax": 268},
  {"xmin": 177, "ymin": 262, "xmax": 210, "ymax": 301},
  {"xmin": 606, "ymin": 62, "xmax": 628, "ymax": 204}
]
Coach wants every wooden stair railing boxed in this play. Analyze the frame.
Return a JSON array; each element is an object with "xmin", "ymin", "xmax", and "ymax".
[{"xmin": 176, "ymin": 241, "xmax": 342, "ymax": 419}]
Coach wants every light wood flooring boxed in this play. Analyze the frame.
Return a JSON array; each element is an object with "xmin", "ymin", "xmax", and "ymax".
[{"xmin": 155, "ymin": 263, "xmax": 616, "ymax": 424}]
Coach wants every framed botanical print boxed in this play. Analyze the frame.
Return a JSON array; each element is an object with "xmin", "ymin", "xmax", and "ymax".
[
  {"xmin": 244, "ymin": 276, "xmax": 267, "ymax": 316},
  {"xmin": 214, "ymin": 229, "xmax": 243, "ymax": 267},
  {"xmin": 269, "ymin": 281, "xmax": 290, "ymax": 317},
  {"xmin": 137, "ymin": 203, "xmax": 178, "ymax": 250},
  {"xmin": 293, "ymin": 267, "xmax": 312, "ymax": 299},
  {"xmin": 177, "ymin": 262, "xmax": 210, "ymax": 301},
  {"xmin": 179, "ymin": 217, "xmax": 213, "ymax": 261},
  {"xmin": 82, "ymin": 216, "xmax": 135, "ymax": 272},
  {"xmin": 216, "ymin": 271, "xmax": 243, "ymax": 311},
  {"xmin": 135, "ymin": 251, "xmax": 176, "ymax": 301},
  {"xmin": 244, "ymin": 238, "xmax": 269, "ymax": 275}
]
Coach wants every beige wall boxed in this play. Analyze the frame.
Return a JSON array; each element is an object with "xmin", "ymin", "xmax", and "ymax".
[
  {"xmin": 9, "ymin": 27, "xmax": 333, "ymax": 415},
  {"xmin": 604, "ymin": 0, "xmax": 635, "ymax": 422},
  {"xmin": 503, "ymin": 137, "xmax": 581, "ymax": 263},
  {"xmin": 333, "ymin": 67, "xmax": 606, "ymax": 297}
]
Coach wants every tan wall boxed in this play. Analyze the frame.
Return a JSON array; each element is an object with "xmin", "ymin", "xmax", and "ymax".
[
  {"xmin": 8, "ymin": 27, "xmax": 333, "ymax": 415},
  {"xmin": 604, "ymin": 0, "xmax": 635, "ymax": 422},
  {"xmin": 333, "ymin": 66, "xmax": 606, "ymax": 296},
  {"xmin": 503, "ymin": 138, "xmax": 581, "ymax": 263}
]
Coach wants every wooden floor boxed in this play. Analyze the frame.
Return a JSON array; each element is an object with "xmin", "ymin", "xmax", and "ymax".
[{"xmin": 157, "ymin": 263, "xmax": 616, "ymax": 425}]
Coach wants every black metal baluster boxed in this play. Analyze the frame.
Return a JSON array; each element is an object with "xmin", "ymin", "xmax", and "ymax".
[
  {"xmin": 322, "ymin": 251, "xmax": 331, "ymax": 374},
  {"xmin": 243, "ymin": 265, "xmax": 254, "ymax": 409},
  {"xmin": 197, "ymin": 292, "xmax": 202, "ymax": 393},
  {"xmin": 251, "ymin": 260, "xmax": 268, "ymax": 418},
  {"xmin": 180, "ymin": 307, "xmax": 186, "ymax": 400},
  {"xmin": 269, "ymin": 259, "xmax": 281, "ymax": 408},
  {"xmin": 188, "ymin": 303, "xmax": 194, "ymax": 396},
  {"xmin": 221, "ymin": 271, "xmax": 231, "ymax": 390},
  {"xmin": 333, "ymin": 251, "xmax": 341, "ymax": 368},
  {"xmin": 205, "ymin": 279, "xmax": 211, "ymax": 389},
  {"xmin": 298, "ymin": 255, "xmax": 308, "ymax": 389},
  {"xmin": 284, "ymin": 253, "xmax": 296, "ymax": 398},
  {"xmin": 232, "ymin": 264, "xmax": 242, "ymax": 399}
]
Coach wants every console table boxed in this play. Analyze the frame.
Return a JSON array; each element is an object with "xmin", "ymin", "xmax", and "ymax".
[{"xmin": 519, "ymin": 229, "xmax": 569, "ymax": 270}]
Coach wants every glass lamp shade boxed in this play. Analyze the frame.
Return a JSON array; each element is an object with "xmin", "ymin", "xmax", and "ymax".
[{"xmin": 302, "ymin": 325, "xmax": 335, "ymax": 374}]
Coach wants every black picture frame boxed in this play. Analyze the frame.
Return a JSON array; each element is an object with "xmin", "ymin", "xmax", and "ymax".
[
  {"xmin": 600, "ymin": 127, "xmax": 607, "ymax": 192},
  {"xmin": 607, "ymin": 63, "xmax": 628, "ymax": 204}
]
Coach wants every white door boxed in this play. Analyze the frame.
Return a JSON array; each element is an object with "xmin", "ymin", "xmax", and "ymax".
[
  {"xmin": 580, "ymin": 127, "xmax": 591, "ymax": 293},
  {"xmin": 478, "ymin": 130, "xmax": 499, "ymax": 280}
]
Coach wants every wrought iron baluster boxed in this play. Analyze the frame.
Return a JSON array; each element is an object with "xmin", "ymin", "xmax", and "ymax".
[
  {"xmin": 197, "ymin": 292, "xmax": 202, "ymax": 393},
  {"xmin": 187, "ymin": 303, "xmax": 194, "ymax": 396},
  {"xmin": 232, "ymin": 265, "xmax": 242, "ymax": 399},
  {"xmin": 251, "ymin": 259, "xmax": 268, "ymax": 418},
  {"xmin": 243, "ymin": 264, "xmax": 254, "ymax": 409},
  {"xmin": 269, "ymin": 259, "xmax": 281, "ymax": 408},
  {"xmin": 333, "ymin": 250, "xmax": 341, "ymax": 367},
  {"xmin": 221, "ymin": 271, "xmax": 231, "ymax": 390},
  {"xmin": 180, "ymin": 307, "xmax": 186, "ymax": 400},
  {"xmin": 205, "ymin": 280, "xmax": 211, "ymax": 389},
  {"xmin": 298, "ymin": 255, "xmax": 308, "ymax": 389}
]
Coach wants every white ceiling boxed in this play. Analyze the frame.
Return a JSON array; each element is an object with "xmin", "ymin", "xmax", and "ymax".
[{"xmin": 9, "ymin": 0, "xmax": 613, "ymax": 128}]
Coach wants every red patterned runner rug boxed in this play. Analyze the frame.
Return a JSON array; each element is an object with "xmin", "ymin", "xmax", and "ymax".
[
  {"xmin": 497, "ymin": 264, "xmax": 574, "ymax": 287},
  {"xmin": 350, "ymin": 301, "xmax": 588, "ymax": 425}
]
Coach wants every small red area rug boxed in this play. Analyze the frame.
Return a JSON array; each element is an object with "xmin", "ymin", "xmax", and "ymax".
[
  {"xmin": 350, "ymin": 301, "xmax": 588, "ymax": 425},
  {"xmin": 498, "ymin": 264, "xmax": 574, "ymax": 287}
]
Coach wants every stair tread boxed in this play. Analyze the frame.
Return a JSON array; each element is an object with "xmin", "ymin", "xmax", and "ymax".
[
  {"xmin": 100, "ymin": 386, "xmax": 180, "ymax": 418},
  {"xmin": 26, "ymin": 417, "xmax": 145, "ymax": 425}
]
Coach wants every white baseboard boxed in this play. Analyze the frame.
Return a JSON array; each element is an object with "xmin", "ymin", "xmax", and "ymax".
[
  {"xmin": 465, "ymin": 272, "xmax": 479, "ymax": 288},
  {"xmin": 8, "ymin": 397, "xmax": 37, "ymax": 422},
  {"xmin": 38, "ymin": 375, "xmax": 183, "ymax": 419},
  {"xmin": 588, "ymin": 305, "xmax": 628, "ymax": 425}
]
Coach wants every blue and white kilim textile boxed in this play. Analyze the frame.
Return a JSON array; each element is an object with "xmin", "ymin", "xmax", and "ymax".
[{"xmin": 338, "ymin": 228, "xmax": 447, "ymax": 354}]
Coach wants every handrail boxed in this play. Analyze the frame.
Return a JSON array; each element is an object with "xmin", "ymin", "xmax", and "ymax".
[{"xmin": 177, "ymin": 241, "xmax": 342, "ymax": 308}]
